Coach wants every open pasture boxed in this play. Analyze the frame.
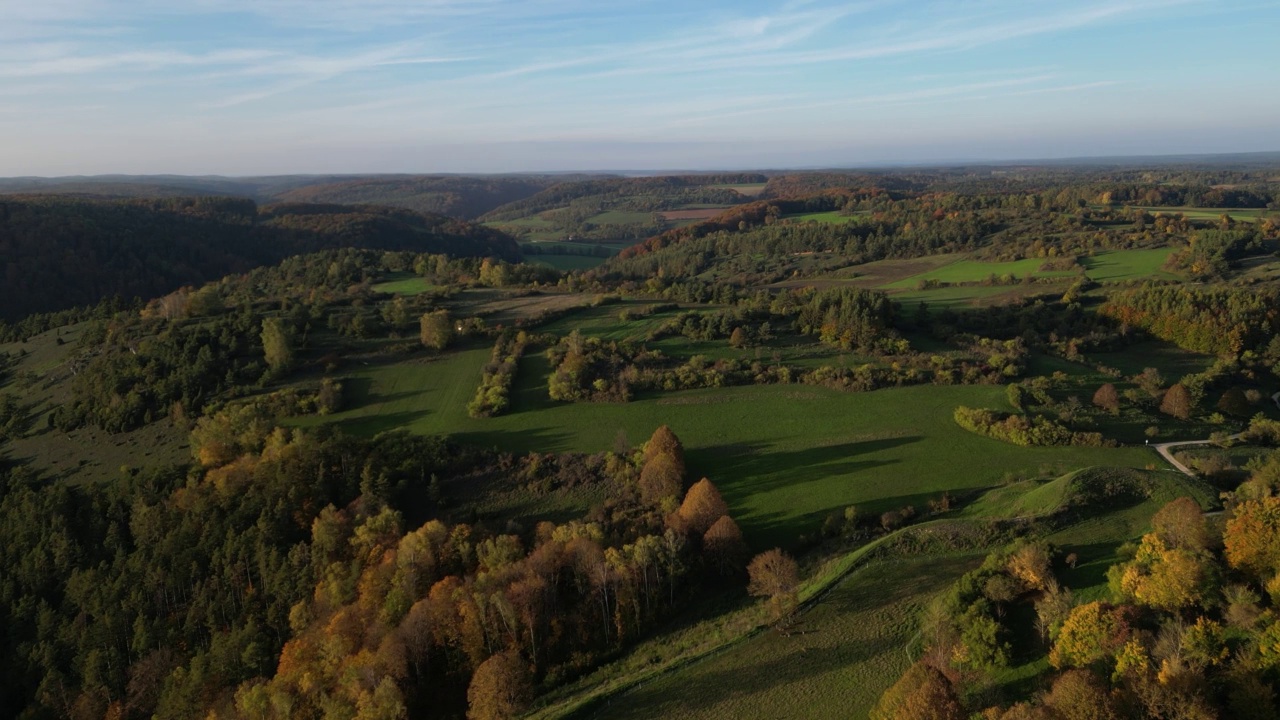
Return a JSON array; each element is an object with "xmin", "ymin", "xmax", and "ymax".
[
  {"xmin": 531, "ymin": 254, "xmax": 609, "ymax": 271},
  {"xmin": 657, "ymin": 208, "xmax": 728, "ymax": 222},
  {"xmin": 308, "ymin": 354, "xmax": 1152, "ymax": 548},
  {"xmin": 783, "ymin": 210, "xmax": 858, "ymax": 224},
  {"xmin": 451, "ymin": 289, "xmax": 590, "ymax": 325},
  {"xmin": 1131, "ymin": 206, "xmax": 1271, "ymax": 223},
  {"xmin": 1078, "ymin": 248, "xmax": 1177, "ymax": 281},
  {"xmin": 372, "ymin": 273, "xmax": 440, "ymax": 296},
  {"xmin": 889, "ymin": 281, "xmax": 1070, "ymax": 309},
  {"xmin": 595, "ymin": 553, "xmax": 981, "ymax": 720},
  {"xmin": 881, "ymin": 257, "xmax": 1077, "ymax": 289},
  {"xmin": 711, "ymin": 182, "xmax": 768, "ymax": 196}
]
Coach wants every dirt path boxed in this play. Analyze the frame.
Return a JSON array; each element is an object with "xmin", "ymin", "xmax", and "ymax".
[{"xmin": 1150, "ymin": 433, "xmax": 1244, "ymax": 476}]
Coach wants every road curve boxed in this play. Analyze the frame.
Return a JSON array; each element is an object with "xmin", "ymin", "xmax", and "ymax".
[{"xmin": 1149, "ymin": 433, "xmax": 1245, "ymax": 477}]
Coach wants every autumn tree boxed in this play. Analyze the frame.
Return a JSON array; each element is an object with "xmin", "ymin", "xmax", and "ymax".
[
  {"xmin": 1092, "ymin": 383, "xmax": 1120, "ymax": 414},
  {"xmin": 1042, "ymin": 669, "xmax": 1119, "ymax": 720},
  {"xmin": 1110, "ymin": 534, "xmax": 1215, "ymax": 612},
  {"xmin": 1160, "ymin": 383, "xmax": 1193, "ymax": 420},
  {"xmin": 642, "ymin": 425, "xmax": 685, "ymax": 474},
  {"xmin": 729, "ymin": 327, "xmax": 748, "ymax": 349},
  {"xmin": 466, "ymin": 651, "xmax": 530, "ymax": 720},
  {"xmin": 869, "ymin": 661, "xmax": 964, "ymax": 720},
  {"xmin": 1049, "ymin": 602, "xmax": 1130, "ymax": 669},
  {"xmin": 260, "ymin": 317, "xmax": 294, "ymax": 375},
  {"xmin": 419, "ymin": 310, "xmax": 453, "ymax": 351},
  {"xmin": 638, "ymin": 453, "xmax": 683, "ymax": 508},
  {"xmin": 1152, "ymin": 496, "xmax": 1208, "ymax": 551},
  {"xmin": 677, "ymin": 478, "xmax": 729, "ymax": 534},
  {"xmin": 703, "ymin": 515, "xmax": 748, "ymax": 575},
  {"xmin": 747, "ymin": 549, "xmax": 800, "ymax": 620},
  {"xmin": 1223, "ymin": 496, "xmax": 1280, "ymax": 583}
]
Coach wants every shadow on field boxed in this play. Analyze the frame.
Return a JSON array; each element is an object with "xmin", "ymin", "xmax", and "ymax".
[
  {"xmin": 1053, "ymin": 540, "xmax": 1122, "ymax": 590},
  {"xmin": 452, "ymin": 426, "xmax": 575, "ymax": 455},
  {"xmin": 690, "ymin": 435, "xmax": 922, "ymax": 493},
  {"xmin": 335, "ymin": 410, "xmax": 430, "ymax": 437}
]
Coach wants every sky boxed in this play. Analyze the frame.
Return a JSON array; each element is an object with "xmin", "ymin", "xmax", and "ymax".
[{"xmin": 1, "ymin": 0, "xmax": 1278, "ymax": 175}]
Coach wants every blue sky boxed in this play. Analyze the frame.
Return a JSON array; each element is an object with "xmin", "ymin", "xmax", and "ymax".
[{"xmin": 2, "ymin": 0, "xmax": 1278, "ymax": 175}]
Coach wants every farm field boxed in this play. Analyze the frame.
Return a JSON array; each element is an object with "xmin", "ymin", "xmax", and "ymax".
[
  {"xmin": 371, "ymin": 273, "xmax": 439, "ymax": 296},
  {"xmin": 300, "ymin": 352, "xmax": 1153, "ymax": 547},
  {"xmin": 889, "ymin": 281, "xmax": 1069, "ymax": 309},
  {"xmin": 544, "ymin": 466, "xmax": 1216, "ymax": 720},
  {"xmin": 531, "ymin": 254, "xmax": 609, "ymax": 270},
  {"xmin": 595, "ymin": 553, "xmax": 982, "ymax": 720},
  {"xmin": 711, "ymin": 182, "xmax": 768, "ymax": 196},
  {"xmin": 784, "ymin": 210, "xmax": 858, "ymax": 224},
  {"xmin": 1126, "ymin": 206, "xmax": 1272, "ymax": 222},
  {"xmin": 1077, "ymin": 248, "xmax": 1178, "ymax": 281},
  {"xmin": 881, "ymin": 257, "xmax": 1077, "ymax": 289}
]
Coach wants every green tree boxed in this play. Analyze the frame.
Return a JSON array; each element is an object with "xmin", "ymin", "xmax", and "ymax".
[
  {"xmin": 260, "ymin": 317, "xmax": 294, "ymax": 375},
  {"xmin": 419, "ymin": 310, "xmax": 453, "ymax": 351}
]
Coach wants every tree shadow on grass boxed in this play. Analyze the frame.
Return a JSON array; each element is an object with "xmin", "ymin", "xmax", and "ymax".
[
  {"xmin": 451, "ymin": 425, "xmax": 575, "ymax": 456},
  {"xmin": 334, "ymin": 410, "xmax": 431, "ymax": 437},
  {"xmin": 1053, "ymin": 540, "xmax": 1124, "ymax": 591},
  {"xmin": 689, "ymin": 435, "xmax": 923, "ymax": 494}
]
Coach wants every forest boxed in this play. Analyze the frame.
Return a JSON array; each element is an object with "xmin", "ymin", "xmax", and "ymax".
[{"xmin": 2, "ymin": 161, "xmax": 1280, "ymax": 720}]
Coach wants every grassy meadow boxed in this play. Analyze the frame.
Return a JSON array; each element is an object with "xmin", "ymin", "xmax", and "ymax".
[{"xmin": 298, "ymin": 344, "xmax": 1154, "ymax": 548}]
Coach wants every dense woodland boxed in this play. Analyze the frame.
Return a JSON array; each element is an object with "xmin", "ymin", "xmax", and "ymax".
[
  {"xmin": 2, "ymin": 162, "xmax": 1280, "ymax": 719},
  {"xmin": 0, "ymin": 197, "xmax": 519, "ymax": 321}
]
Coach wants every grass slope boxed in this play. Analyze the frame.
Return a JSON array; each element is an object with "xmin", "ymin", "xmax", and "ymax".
[
  {"xmin": 594, "ymin": 553, "xmax": 981, "ymax": 720},
  {"xmin": 303, "ymin": 353, "xmax": 1152, "ymax": 547}
]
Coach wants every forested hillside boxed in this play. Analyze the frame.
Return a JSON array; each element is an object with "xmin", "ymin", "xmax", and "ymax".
[
  {"xmin": 273, "ymin": 176, "xmax": 566, "ymax": 219},
  {"xmin": 0, "ymin": 196, "xmax": 519, "ymax": 321},
  {"xmin": 2, "ymin": 164, "xmax": 1280, "ymax": 720}
]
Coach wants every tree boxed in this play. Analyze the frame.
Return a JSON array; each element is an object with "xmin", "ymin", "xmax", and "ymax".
[
  {"xmin": 1160, "ymin": 383, "xmax": 1193, "ymax": 420},
  {"xmin": 1049, "ymin": 602, "xmax": 1130, "ymax": 669},
  {"xmin": 703, "ymin": 515, "xmax": 747, "ymax": 575},
  {"xmin": 1111, "ymin": 534, "xmax": 1214, "ymax": 612},
  {"xmin": 638, "ymin": 453, "xmax": 683, "ymax": 508},
  {"xmin": 870, "ymin": 661, "xmax": 964, "ymax": 720},
  {"xmin": 1223, "ymin": 496, "xmax": 1280, "ymax": 582},
  {"xmin": 677, "ymin": 478, "xmax": 729, "ymax": 534},
  {"xmin": 1217, "ymin": 387, "xmax": 1252, "ymax": 417},
  {"xmin": 1092, "ymin": 383, "xmax": 1120, "ymax": 414},
  {"xmin": 466, "ymin": 651, "xmax": 530, "ymax": 720},
  {"xmin": 1042, "ymin": 669, "xmax": 1119, "ymax": 720},
  {"xmin": 642, "ymin": 425, "xmax": 685, "ymax": 473},
  {"xmin": 260, "ymin": 317, "xmax": 294, "ymax": 375},
  {"xmin": 747, "ymin": 549, "xmax": 799, "ymax": 620},
  {"xmin": 1152, "ymin": 496, "xmax": 1208, "ymax": 551},
  {"xmin": 729, "ymin": 327, "xmax": 748, "ymax": 348},
  {"xmin": 419, "ymin": 310, "xmax": 453, "ymax": 351}
]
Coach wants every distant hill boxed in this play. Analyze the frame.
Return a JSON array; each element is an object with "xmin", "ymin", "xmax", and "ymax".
[
  {"xmin": 0, "ymin": 195, "xmax": 520, "ymax": 321},
  {"xmin": 272, "ymin": 175, "xmax": 563, "ymax": 219}
]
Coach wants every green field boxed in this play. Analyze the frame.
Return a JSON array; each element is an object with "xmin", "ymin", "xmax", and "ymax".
[
  {"xmin": 883, "ymin": 257, "xmax": 1077, "ymax": 289},
  {"xmin": 299, "ymin": 350, "xmax": 1153, "ymax": 547},
  {"xmin": 1078, "ymin": 248, "xmax": 1177, "ymax": 281},
  {"xmin": 588, "ymin": 210, "xmax": 655, "ymax": 225},
  {"xmin": 596, "ymin": 553, "xmax": 981, "ymax": 720},
  {"xmin": 711, "ymin": 183, "xmax": 768, "ymax": 197},
  {"xmin": 1129, "ymin": 206, "xmax": 1271, "ymax": 223},
  {"xmin": 890, "ymin": 282, "xmax": 1067, "ymax": 309},
  {"xmin": 372, "ymin": 274, "xmax": 439, "ymax": 296},
  {"xmin": 531, "ymin": 255, "xmax": 609, "ymax": 271},
  {"xmin": 784, "ymin": 210, "xmax": 857, "ymax": 224}
]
